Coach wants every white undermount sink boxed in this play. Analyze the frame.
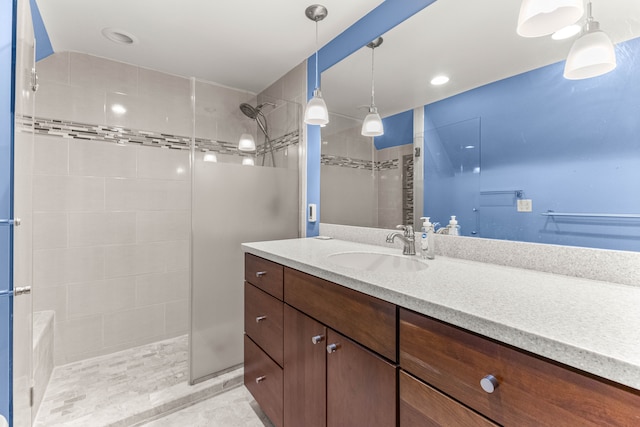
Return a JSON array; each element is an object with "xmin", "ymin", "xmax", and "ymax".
[{"xmin": 327, "ymin": 251, "xmax": 428, "ymax": 273}]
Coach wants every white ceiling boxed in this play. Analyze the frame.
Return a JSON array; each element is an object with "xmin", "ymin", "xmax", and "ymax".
[
  {"xmin": 322, "ymin": 0, "xmax": 640, "ymax": 119},
  {"xmin": 36, "ymin": 0, "xmax": 384, "ymax": 94}
]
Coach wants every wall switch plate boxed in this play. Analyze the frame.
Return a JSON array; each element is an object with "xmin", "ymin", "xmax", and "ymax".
[{"xmin": 517, "ymin": 199, "xmax": 533, "ymax": 212}]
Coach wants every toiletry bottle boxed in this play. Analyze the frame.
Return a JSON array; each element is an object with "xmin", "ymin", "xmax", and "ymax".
[
  {"xmin": 420, "ymin": 217, "xmax": 435, "ymax": 260},
  {"xmin": 448, "ymin": 215, "xmax": 460, "ymax": 236}
]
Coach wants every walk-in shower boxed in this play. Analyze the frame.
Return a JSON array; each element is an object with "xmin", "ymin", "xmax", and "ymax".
[{"xmin": 240, "ymin": 102, "xmax": 277, "ymax": 166}]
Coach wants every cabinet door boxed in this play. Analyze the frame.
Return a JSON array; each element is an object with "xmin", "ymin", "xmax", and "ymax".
[
  {"xmin": 326, "ymin": 329, "xmax": 397, "ymax": 427},
  {"xmin": 283, "ymin": 305, "xmax": 326, "ymax": 427}
]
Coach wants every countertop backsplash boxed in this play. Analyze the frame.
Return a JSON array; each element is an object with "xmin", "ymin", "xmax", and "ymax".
[{"xmin": 319, "ymin": 223, "xmax": 640, "ymax": 287}]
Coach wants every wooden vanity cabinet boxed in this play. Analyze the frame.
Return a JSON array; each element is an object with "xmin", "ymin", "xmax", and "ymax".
[
  {"xmin": 399, "ymin": 308, "xmax": 640, "ymax": 427},
  {"xmin": 244, "ymin": 254, "xmax": 285, "ymax": 427}
]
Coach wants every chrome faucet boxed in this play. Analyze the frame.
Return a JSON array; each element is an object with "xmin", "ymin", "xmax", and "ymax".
[{"xmin": 386, "ymin": 225, "xmax": 416, "ymax": 255}]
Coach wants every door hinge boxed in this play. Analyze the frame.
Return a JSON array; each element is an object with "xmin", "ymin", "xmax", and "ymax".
[
  {"xmin": 31, "ymin": 67, "xmax": 39, "ymax": 92},
  {"xmin": 30, "ymin": 387, "xmax": 34, "ymax": 407}
]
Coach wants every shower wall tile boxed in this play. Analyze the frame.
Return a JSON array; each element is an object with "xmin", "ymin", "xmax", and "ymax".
[
  {"xmin": 164, "ymin": 240, "xmax": 190, "ymax": 272},
  {"xmin": 135, "ymin": 271, "xmax": 189, "ymax": 306},
  {"xmin": 33, "ymin": 285, "xmax": 67, "ymax": 322},
  {"xmin": 35, "ymin": 81, "xmax": 106, "ymax": 124},
  {"xmin": 55, "ymin": 314, "xmax": 103, "ymax": 363},
  {"xmin": 69, "ymin": 52, "xmax": 139, "ymax": 95},
  {"xmin": 105, "ymin": 178, "xmax": 190, "ymax": 211},
  {"xmin": 165, "ymin": 299, "xmax": 189, "ymax": 336},
  {"xmin": 67, "ymin": 277, "xmax": 136, "ymax": 319},
  {"xmin": 33, "ymin": 212, "xmax": 67, "ymax": 250},
  {"xmin": 136, "ymin": 211, "xmax": 189, "ymax": 243},
  {"xmin": 36, "ymin": 51, "xmax": 69, "ymax": 85},
  {"xmin": 33, "ymin": 247, "xmax": 105, "ymax": 288},
  {"xmin": 194, "ymin": 79, "xmax": 256, "ymax": 142},
  {"xmin": 33, "ymin": 135, "xmax": 68, "ymax": 175},
  {"xmin": 102, "ymin": 305, "xmax": 165, "ymax": 348},
  {"xmin": 281, "ymin": 62, "xmax": 306, "ymax": 105},
  {"xmin": 136, "ymin": 147, "xmax": 189, "ymax": 181},
  {"xmin": 68, "ymin": 212, "xmax": 137, "ymax": 247},
  {"xmin": 33, "ymin": 175, "xmax": 105, "ymax": 212},
  {"xmin": 68, "ymin": 139, "xmax": 138, "ymax": 178},
  {"xmin": 104, "ymin": 242, "xmax": 168, "ymax": 278}
]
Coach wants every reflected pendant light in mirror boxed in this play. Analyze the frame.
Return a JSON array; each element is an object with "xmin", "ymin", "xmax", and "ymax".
[
  {"xmin": 361, "ymin": 37, "xmax": 384, "ymax": 137},
  {"xmin": 564, "ymin": 1, "xmax": 616, "ymax": 80},
  {"xmin": 304, "ymin": 5, "xmax": 329, "ymax": 126},
  {"xmin": 517, "ymin": 0, "xmax": 584, "ymax": 37},
  {"xmin": 238, "ymin": 133, "xmax": 256, "ymax": 152}
]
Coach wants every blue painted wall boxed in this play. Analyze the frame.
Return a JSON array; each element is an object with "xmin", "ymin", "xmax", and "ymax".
[
  {"xmin": 306, "ymin": 0, "xmax": 436, "ymax": 236},
  {"xmin": 0, "ymin": 0, "xmax": 16, "ymax": 422},
  {"xmin": 423, "ymin": 36, "xmax": 640, "ymax": 251},
  {"xmin": 374, "ymin": 110, "xmax": 413, "ymax": 150},
  {"xmin": 30, "ymin": 0, "xmax": 53, "ymax": 60}
]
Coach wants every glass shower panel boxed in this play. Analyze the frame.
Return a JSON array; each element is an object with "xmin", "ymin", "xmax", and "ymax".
[
  {"xmin": 190, "ymin": 83, "xmax": 300, "ymax": 382},
  {"xmin": 190, "ymin": 159, "xmax": 299, "ymax": 381}
]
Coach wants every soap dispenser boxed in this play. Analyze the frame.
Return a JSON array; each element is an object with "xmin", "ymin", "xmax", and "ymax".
[
  {"xmin": 448, "ymin": 215, "xmax": 460, "ymax": 236},
  {"xmin": 420, "ymin": 217, "xmax": 435, "ymax": 260}
]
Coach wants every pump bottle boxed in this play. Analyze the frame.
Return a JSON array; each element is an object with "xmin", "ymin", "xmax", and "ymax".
[
  {"xmin": 448, "ymin": 215, "xmax": 460, "ymax": 236},
  {"xmin": 419, "ymin": 217, "xmax": 435, "ymax": 260}
]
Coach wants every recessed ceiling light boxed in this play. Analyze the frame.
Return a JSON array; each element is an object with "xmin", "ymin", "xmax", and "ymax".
[
  {"xmin": 552, "ymin": 24, "xmax": 582, "ymax": 40},
  {"xmin": 430, "ymin": 75, "xmax": 450, "ymax": 86},
  {"xmin": 101, "ymin": 28, "xmax": 137, "ymax": 45}
]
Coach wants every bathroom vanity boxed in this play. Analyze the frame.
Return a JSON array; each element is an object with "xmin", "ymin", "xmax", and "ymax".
[{"xmin": 242, "ymin": 238, "xmax": 640, "ymax": 427}]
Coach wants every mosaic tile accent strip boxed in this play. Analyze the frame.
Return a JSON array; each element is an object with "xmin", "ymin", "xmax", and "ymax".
[
  {"xmin": 17, "ymin": 115, "xmax": 299, "ymax": 156},
  {"xmin": 321, "ymin": 154, "xmax": 399, "ymax": 171},
  {"xmin": 403, "ymin": 154, "xmax": 415, "ymax": 225},
  {"xmin": 34, "ymin": 335, "xmax": 243, "ymax": 427}
]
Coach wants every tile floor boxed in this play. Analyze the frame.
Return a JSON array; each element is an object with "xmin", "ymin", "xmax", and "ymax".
[{"xmin": 34, "ymin": 335, "xmax": 269, "ymax": 426}]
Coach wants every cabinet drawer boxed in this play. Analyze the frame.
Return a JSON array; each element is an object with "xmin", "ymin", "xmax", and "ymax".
[
  {"xmin": 244, "ymin": 283, "xmax": 283, "ymax": 367},
  {"xmin": 245, "ymin": 253, "xmax": 283, "ymax": 300},
  {"xmin": 284, "ymin": 267, "xmax": 396, "ymax": 362},
  {"xmin": 244, "ymin": 335, "xmax": 283, "ymax": 427},
  {"xmin": 400, "ymin": 370, "xmax": 497, "ymax": 427},
  {"xmin": 399, "ymin": 308, "xmax": 640, "ymax": 427}
]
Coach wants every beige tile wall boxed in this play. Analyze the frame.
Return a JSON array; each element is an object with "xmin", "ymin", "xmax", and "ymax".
[
  {"xmin": 32, "ymin": 52, "xmax": 259, "ymax": 364},
  {"xmin": 32, "ymin": 134, "xmax": 191, "ymax": 364}
]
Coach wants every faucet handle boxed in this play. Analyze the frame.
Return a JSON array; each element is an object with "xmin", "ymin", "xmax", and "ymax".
[
  {"xmin": 396, "ymin": 224, "xmax": 406, "ymax": 231},
  {"xmin": 396, "ymin": 224, "xmax": 414, "ymax": 237}
]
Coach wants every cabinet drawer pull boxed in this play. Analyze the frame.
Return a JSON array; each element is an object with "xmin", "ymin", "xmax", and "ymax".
[
  {"xmin": 255, "ymin": 316, "xmax": 267, "ymax": 323},
  {"xmin": 256, "ymin": 271, "xmax": 267, "ymax": 278},
  {"xmin": 311, "ymin": 334, "xmax": 324, "ymax": 345},
  {"xmin": 326, "ymin": 343, "xmax": 339, "ymax": 354},
  {"xmin": 480, "ymin": 375, "xmax": 499, "ymax": 393},
  {"xmin": 255, "ymin": 376, "xmax": 266, "ymax": 384}
]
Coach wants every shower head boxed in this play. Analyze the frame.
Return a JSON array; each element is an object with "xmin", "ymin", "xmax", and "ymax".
[
  {"xmin": 240, "ymin": 103, "xmax": 259, "ymax": 119},
  {"xmin": 239, "ymin": 102, "xmax": 276, "ymax": 119}
]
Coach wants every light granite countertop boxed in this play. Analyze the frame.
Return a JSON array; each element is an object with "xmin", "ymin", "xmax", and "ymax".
[{"xmin": 242, "ymin": 237, "xmax": 640, "ymax": 391}]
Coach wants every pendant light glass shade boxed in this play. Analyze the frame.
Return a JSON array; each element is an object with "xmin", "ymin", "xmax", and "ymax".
[
  {"xmin": 304, "ymin": 88, "xmax": 329, "ymax": 125},
  {"xmin": 517, "ymin": 0, "xmax": 584, "ymax": 37},
  {"xmin": 564, "ymin": 24, "xmax": 616, "ymax": 79},
  {"xmin": 304, "ymin": 5, "xmax": 329, "ymax": 126},
  {"xmin": 238, "ymin": 133, "xmax": 256, "ymax": 152},
  {"xmin": 362, "ymin": 37, "xmax": 384, "ymax": 137},
  {"xmin": 362, "ymin": 108, "xmax": 384, "ymax": 137}
]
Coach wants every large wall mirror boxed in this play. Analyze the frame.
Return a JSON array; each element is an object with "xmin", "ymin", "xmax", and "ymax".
[{"xmin": 320, "ymin": 0, "xmax": 640, "ymax": 252}]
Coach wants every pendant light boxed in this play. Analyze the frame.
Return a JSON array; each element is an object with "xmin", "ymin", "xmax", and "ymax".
[
  {"xmin": 361, "ymin": 37, "xmax": 384, "ymax": 137},
  {"xmin": 517, "ymin": 0, "xmax": 584, "ymax": 38},
  {"xmin": 238, "ymin": 133, "xmax": 256, "ymax": 152},
  {"xmin": 563, "ymin": 1, "xmax": 616, "ymax": 80},
  {"xmin": 304, "ymin": 5, "xmax": 329, "ymax": 126}
]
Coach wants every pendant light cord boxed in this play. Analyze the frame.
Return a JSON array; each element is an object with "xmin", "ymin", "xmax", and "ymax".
[
  {"xmin": 370, "ymin": 46, "xmax": 376, "ymax": 108},
  {"xmin": 315, "ymin": 20, "xmax": 320, "ymax": 90}
]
